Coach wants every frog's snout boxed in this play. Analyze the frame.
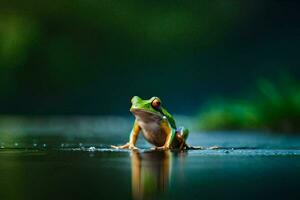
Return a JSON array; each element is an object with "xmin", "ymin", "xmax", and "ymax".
[{"xmin": 131, "ymin": 96, "xmax": 141, "ymax": 104}]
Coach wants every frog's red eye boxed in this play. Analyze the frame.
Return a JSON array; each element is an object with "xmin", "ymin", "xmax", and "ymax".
[{"xmin": 151, "ymin": 98, "xmax": 161, "ymax": 110}]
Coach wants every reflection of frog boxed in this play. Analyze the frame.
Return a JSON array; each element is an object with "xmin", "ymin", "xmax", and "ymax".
[
  {"xmin": 131, "ymin": 151, "xmax": 171, "ymax": 200},
  {"xmin": 112, "ymin": 96, "xmax": 190, "ymax": 150}
]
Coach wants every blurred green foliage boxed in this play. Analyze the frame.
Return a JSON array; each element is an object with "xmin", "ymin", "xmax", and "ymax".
[
  {"xmin": 198, "ymin": 101, "xmax": 260, "ymax": 131},
  {"xmin": 0, "ymin": 1, "xmax": 300, "ymax": 114},
  {"xmin": 198, "ymin": 76, "xmax": 300, "ymax": 133},
  {"xmin": 0, "ymin": 0, "xmax": 249, "ymax": 72}
]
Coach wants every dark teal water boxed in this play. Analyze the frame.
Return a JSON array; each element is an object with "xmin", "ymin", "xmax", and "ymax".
[
  {"xmin": 1, "ymin": 148, "xmax": 300, "ymax": 200},
  {"xmin": 0, "ymin": 117, "xmax": 300, "ymax": 200}
]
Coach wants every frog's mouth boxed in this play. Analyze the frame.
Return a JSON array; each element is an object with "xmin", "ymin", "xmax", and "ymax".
[{"xmin": 130, "ymin": 108, "xmax": 162, "ymax": 121}]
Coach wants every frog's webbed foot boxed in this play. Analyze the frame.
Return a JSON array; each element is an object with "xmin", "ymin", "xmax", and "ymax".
[
  {"xmin": 111, "ymin": 143, "xmax": 138, "ymax": 150},
  {"xmin": 184, "ymin": 145, "xmax": 220, "ymax": 150},
  {"xmin": 207, "ymin": 145, "xmax": 220, "ymax": 150},
  {"xmin": 185, "ymin": 145, "xmax": 205, "ymax": 150}
]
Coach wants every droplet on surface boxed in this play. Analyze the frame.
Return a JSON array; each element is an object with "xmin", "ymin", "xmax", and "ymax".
[{"xmin": 88, "ymin": 146, "xmax": 96, "ymax": 152}]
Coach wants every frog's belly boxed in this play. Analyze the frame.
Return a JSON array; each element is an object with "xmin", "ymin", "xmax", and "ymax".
[{"xmin": 137, "ymin": 120, "xmax": 167, "ymax": 147}]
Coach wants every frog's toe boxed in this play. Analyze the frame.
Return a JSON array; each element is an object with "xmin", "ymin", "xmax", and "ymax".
[
  {"xmin": 111, "ymin": 143, "xmax": 131, "ymax": 149},
  {"xmin": 156, "ymin": 146, "xmax": 170, "ymax": 151},
  {"xmin": 129, "ymin": 145, "xmax": 138, "ymax": 150},
  {"xmin": 207, "ymin": 145, "xmax": 220, "ymax": 150}
]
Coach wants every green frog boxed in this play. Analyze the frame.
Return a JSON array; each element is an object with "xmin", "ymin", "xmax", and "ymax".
[{"xmin": 112, "ymin": 96, "xmax": 190, "ymax": 150}]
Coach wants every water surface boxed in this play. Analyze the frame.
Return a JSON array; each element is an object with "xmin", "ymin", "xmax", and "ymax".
[{"xmin": 0, "ymin": 117, "xmax": 300, "ymax": 200}]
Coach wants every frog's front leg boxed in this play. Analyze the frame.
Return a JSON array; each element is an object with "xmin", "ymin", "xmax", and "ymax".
[
  {"xmin": 111, "ymin": 120, "xmax": 140, "ymax": 150},
  {"xmin": 156, "ymin": 120, "xmax": 176, "ymax": 150}
]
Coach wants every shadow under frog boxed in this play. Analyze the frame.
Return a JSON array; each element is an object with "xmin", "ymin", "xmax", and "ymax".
[{"xmin": 130, "ymin": 150, "xmax": 188, "ymax": 200}]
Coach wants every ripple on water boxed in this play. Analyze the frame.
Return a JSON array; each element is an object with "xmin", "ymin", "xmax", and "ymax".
[
  {"xmin": 188, "ymin": 149, "xmax": 300, "ymax": 156},
  {"xmin": 0, "ymin": 141, "xmax": 300, "ymax": 156},
  {"xmin": 59, "ymin": 146, "xmax": 300, "ymax": 155}
]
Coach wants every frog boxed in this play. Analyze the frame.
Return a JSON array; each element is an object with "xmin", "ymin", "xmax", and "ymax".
[{"xmin": 111, "ymin": 96, "xmax": 191, "ymax": 150}]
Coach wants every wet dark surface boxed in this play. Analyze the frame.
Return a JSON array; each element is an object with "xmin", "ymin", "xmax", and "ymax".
[
  {"xmin": 0, "ymin": 148, "xmax": 300, "ymax": 200},
  {"xmin": 0, "ymin": 117, "xmax": 300, "ymax": 200}
]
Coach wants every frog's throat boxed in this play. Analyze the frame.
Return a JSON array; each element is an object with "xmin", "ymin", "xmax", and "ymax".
[{"xmin": 130, "ymin": 108, "xmax": 163, "ymax": 119}]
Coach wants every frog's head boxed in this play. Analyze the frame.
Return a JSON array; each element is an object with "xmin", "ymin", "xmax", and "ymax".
[{"xmin": 130, "ymin": 96, "xmax": 163, "ymax": 118}]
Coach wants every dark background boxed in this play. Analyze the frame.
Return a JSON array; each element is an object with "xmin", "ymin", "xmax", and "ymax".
[{"xmin": 1, "ymin": 0, "xmax": 299, "ymax": 115}]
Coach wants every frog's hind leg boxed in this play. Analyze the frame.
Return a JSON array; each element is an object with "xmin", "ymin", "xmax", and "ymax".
[
  {"xmin": 176, "ymin": 127, "xmax": 205, "ymax": 150},
  {"xmin": 177, "ymin": 127, "xmax": 189, "ymax": 140},
  {"xmin": 176, "ymin": 127, "xmax": 190, "ymax": 150}
]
